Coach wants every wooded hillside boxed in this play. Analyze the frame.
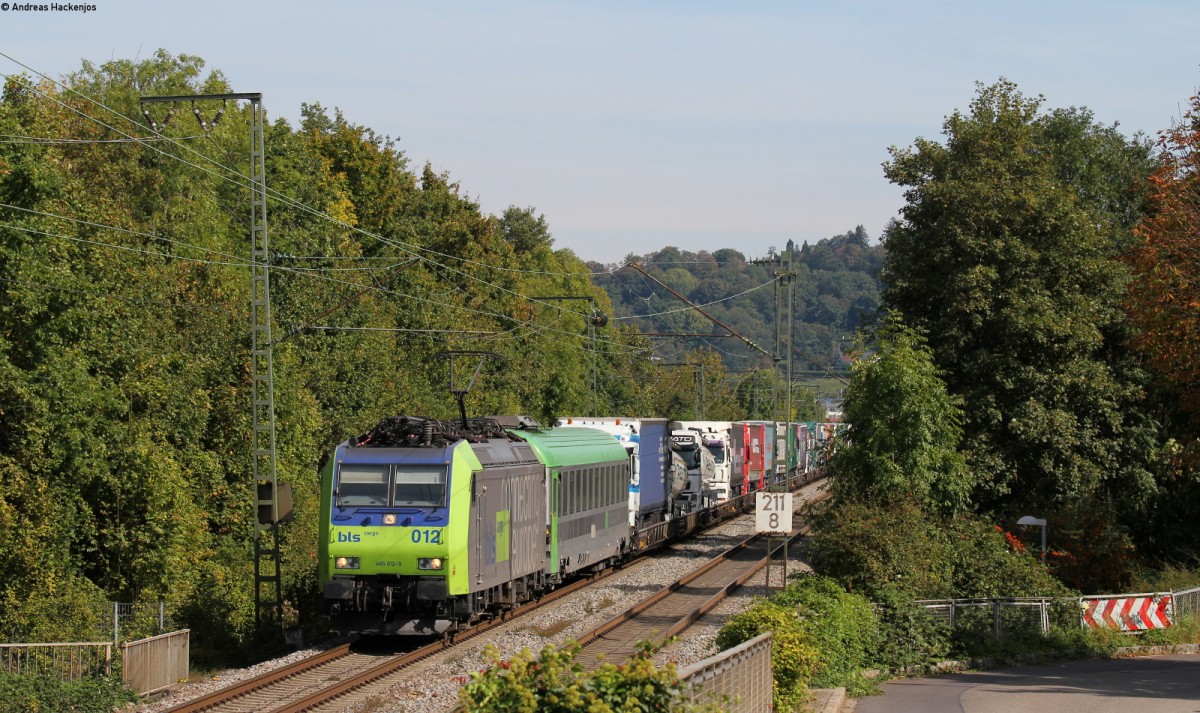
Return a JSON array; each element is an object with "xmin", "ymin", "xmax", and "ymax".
[{"xmin": 589, "ymin": 227, "xmax": 884, "ymax": 377}]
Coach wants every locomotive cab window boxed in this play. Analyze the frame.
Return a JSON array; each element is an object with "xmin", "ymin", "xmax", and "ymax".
[
  {"xmin": 393, "ymin": 465, "xmax": 447, "ymax": 507},
  {"xmin": 337, "ymin": 464, "xmax": 389, "ymax": 507}
]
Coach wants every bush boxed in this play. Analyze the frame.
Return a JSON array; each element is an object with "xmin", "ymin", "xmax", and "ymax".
[
  {"xmin": 1130, "ymin": 563, "xmax": 1200, "ymax": 593},
  {"xmin": 773, "ymin": 574, "xmax": 880, "ymax": 695},
  {"xmin": 946, "ymin": 517, "xmax": 1074, "ymax": 598},
  {"xmin": 808, "ymin": 498, "xmax": 954, "ymax": 600},
  {"xmin": 454, "ymin": 641, "xmax": 717, "ymax": 712},
  {"xmin": 869, "ymin": 586, "xmax": 951, "ymax": 671},
  {"xmin": 714, "ymin": 598, "xmax": 820, "ymax": 712},
  {"xmin": 0, "ymin": 671, "xmax": 136, "ymax": 713},
  {"xmin": 810, "ymin": 499, "xmax": 1072, "ymax": 601}
]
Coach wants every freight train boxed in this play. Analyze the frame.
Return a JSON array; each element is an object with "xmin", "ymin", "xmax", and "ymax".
[{"xmin": 318, "ymin": 414, "xmax": 833, "ymax": 636}]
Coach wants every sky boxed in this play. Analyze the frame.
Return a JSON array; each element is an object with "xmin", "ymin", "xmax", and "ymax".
[{"xmin": 2, "ymin": 1, "xmax": 1197, "ymax": 264}]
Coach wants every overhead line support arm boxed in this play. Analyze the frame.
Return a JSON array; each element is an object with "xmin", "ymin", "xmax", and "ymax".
[{"xmin": 624, "ymin": 262, "xmax": 774, "ymax": 359}]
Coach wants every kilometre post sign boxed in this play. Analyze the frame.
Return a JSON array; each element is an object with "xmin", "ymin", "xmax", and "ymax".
[{"xmin": 755, "ymin": 492, "xmax": 793, "ymax": 534}]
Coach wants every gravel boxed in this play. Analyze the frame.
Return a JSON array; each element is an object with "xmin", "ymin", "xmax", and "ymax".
[{"xmin": 132, "ymin": 482, "xmax": 822, "ymax": 713}]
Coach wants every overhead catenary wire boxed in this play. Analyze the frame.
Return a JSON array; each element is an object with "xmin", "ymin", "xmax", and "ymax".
[
  {"xmin": 0, "ymin": 56, "xmax": 751, "ymax": 362},
  {"xmin": 610, "ymin": 275, "xmax": 777, "ymax": 320},
  {"xmin": 0, "ymin": 275, "xmax": 227, "ymax": 312},
  {"xmin": 0, "ymin": 202, "xmax": 252, "ymax": 264},
  {"xmin": 2, "ymin": 57, "xmax": 765, "ymax": 361},
  {"xmin": 0, "ymin": 222, "xmax": 255, "ymax": 268},
  {"xmin": 0, "ymin": 218, "xmax": 655, "ymax": 356},
  {"xmin": 0, "ymin": 55, "xmax": 609, "ymax": 282},
  {"xmin": 0, "ymin": 132, "xmax": 208, "ymax": 144},
  {"xmin": 0, "ymin": 68, "xmax": 587, "ymax": 313},
  {"xmin": 0, "ymin": 107, "xmax": 641, "ymax": 354}
]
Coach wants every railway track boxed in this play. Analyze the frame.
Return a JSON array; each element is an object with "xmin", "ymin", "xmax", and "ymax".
[
  {"xmin": 572, "ymin": 527, "xmax": 808, "ymax": 671},
  {"xmin": 163, "ymin": 479, "xmax": 825, "ymax": 712},
  {"xmin": 162, "ymin": 562, "xmax": 626, "ymax": 713}
]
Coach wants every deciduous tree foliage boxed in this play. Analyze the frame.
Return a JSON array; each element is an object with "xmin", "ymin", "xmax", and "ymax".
[
  {"xmin": 0, "ymin": 51, "xmax": 660, "ymax": 652},
  {"xmin": 590, "ymin": 229, "xmax": 883, "ymax": 375},
  {"xmin": 1121, "ymin": 91, "xmax": 1200, "ymax": 562},
  {"xmin": 1125, "ymin": 93, "xmax": 1200, "ymax": 431},
  {"xmin": 881, "ymin": 80, "xmax": 1158, "ymax": 526},
  {"xmin": 827, "ymin": 314, "xmax": 972, "ymax": 516}
]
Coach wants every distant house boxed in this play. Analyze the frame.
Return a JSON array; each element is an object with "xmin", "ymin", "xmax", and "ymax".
[{"xmin": 819, "ymin": 397, "xmax": 844, "ymax": 422}]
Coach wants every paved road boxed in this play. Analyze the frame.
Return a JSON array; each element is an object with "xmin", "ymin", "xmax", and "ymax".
[{"xmin": 853, "ymin": 654, "xmax": 1200, "ymax": 713}]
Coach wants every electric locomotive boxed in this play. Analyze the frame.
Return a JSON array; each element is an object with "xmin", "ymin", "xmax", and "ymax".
[{"xmin": 319, "ymin": 415, "xmax": 631, "ymax": 635}]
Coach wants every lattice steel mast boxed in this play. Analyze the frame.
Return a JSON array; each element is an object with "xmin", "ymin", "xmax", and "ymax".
[{"xmin": 140, "ymin": 93, "xmax": 283, "ymax": 636}]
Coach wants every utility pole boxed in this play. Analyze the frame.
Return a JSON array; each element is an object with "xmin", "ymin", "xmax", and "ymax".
[
  {"xmin": 532, "ymin": 296, "xmax": 607, "ymax": 414},
  {"xmin": 140, "ymin": 93, "xmax": 284, "ymax": 638},
  {"xmin": 752, "ymin": 241, "xmax": 796, "ymax": 481}
]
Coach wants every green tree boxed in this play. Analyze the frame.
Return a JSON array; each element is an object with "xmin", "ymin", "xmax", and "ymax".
[
  {"xmin": 0, "ymin": 49, "xmax": 661, "ymax": 656},
  {"xmin": 828, "ymin": 313, "xmax": 972, "ymax": 516},
  {"xmin": 881, "ymin": 80, "xmax": 1157, "ymax": 524}
]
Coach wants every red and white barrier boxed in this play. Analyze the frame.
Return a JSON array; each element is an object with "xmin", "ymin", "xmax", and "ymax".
[{"xmin": 1081, "ymin": 595, "xmax": 1173, "ymax": 631}]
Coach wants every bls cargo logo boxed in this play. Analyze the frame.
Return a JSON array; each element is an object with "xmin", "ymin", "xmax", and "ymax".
[{"xmin": 336, "ymin": 532, "xmax": 361, "ymax": 542}]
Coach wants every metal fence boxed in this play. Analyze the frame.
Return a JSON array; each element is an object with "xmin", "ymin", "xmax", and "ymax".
[
  {"xmin": 121, "ymin": 629, "xmax": 189, "ymax": 696},
  {"xmin": 917, "ymin": 584, "xmax": 1200, "ymax": 636},
  {"xmin": 679, "ymin": 632, "xmax": 773, "ymax": 712},
  {"xmin": 915, "ymin": 597, "xmax": 1079, "ymax": 636},
  {"xmin": 1173, "ymin": 586, "xmax": 1200, "ymax": 620},
  {"xmin": 0, "ymin": 642, "xmax": 112, "ymax": 681},
  {"xmin": 86, "ymin": 600, "xmax": 173, "ymax": 643}
]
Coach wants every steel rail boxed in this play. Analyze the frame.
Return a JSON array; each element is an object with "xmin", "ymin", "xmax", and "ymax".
[
  {"xmin": 166, "ymin": 475, "xmax": 826, "ymax": 712},
  {"xmin": 163, "ymin": 643, "xmax": 352, "ymax": 713},
  {"xmin": 572, "ymin": 495, "xmax": 820, "ymax": 669}
]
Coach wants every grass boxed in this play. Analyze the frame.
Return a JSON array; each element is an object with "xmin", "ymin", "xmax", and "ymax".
[
  {"xmin": 1129, "ymin": 565, "xmax": 1200, "ymax": 593},
  {"xmin": 516, "ymin": 620, "xmax": 572, "ymax": 638},
  {"xmin": 582, "ymin": 597, "xmax": 616, "ymax": 616}
]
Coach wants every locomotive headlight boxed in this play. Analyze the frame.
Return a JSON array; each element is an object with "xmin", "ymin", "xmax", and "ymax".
[
  {"xmin": 334, "ymin": 557, "xmax": 360, "ymax": 570},
  {"xmin": 418, "ymin": 557, "xmax": 443, "ymax": 570},
  {"xmin": 383, "ymin": 513, "xmax": 397, "ymax": 525}
]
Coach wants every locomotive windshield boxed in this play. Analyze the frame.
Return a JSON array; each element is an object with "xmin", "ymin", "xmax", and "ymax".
[
  {"xmin": 392, "ymin": 465, "xmax": 447, "ymax": 507},
  {"xmin": 337, "ymin": 464, "xmax": 390, "ymax": 506},
  {"xmin": 335, "ymin": 463, "xmax": 448, "ymax": 507}
]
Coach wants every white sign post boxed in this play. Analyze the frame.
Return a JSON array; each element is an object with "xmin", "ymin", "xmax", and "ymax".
[
  {"xmin": 755, "ymin": 491, "xmax": 793, "ymax": 534},
  {"xmin": 756, "ymin": 491, "xmax": 793, "ymax": 590}
]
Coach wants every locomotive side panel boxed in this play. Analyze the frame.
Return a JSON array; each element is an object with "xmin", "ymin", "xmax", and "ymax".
[{"xmin": 467, "ymin": 440, "xmax": 547, "ymax": 594}]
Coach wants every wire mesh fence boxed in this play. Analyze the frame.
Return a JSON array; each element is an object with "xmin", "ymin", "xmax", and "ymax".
[
  {"xmin": 1173, "ymin": 586, "xmax": 1200, "ymax": 621},
  {"xmin": 83, "ymin": 601, "xmax": 175, "ymax": 644},
  {"xmin": 915, "ymin": 598, "xmax": 1076, "ymax": 637},
  {"xmin": 2, "ymin": 602, "xmax": 176, "ymax": 683}
]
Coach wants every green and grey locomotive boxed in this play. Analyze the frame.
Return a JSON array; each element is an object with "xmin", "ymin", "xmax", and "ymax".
[{"xmin": 318, "ymin": 416, "xmax": 631, "ymax": 635}]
